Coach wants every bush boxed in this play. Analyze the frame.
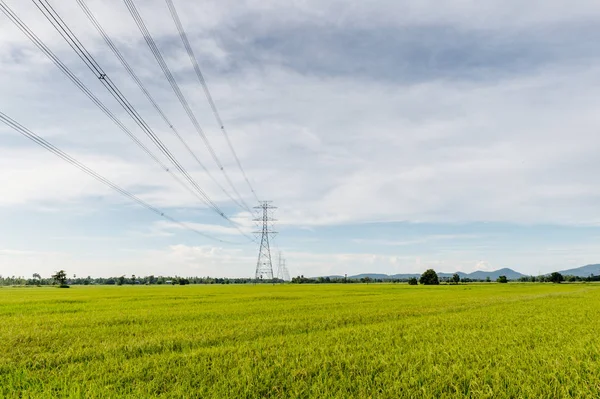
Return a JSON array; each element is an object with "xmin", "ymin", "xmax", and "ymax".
[
  {"xmin": 408, "ymin": 277, "xmax": 418, "ymax": 285},
  {"xmin": 497, "ymin": 275, "xmax": 508, "ymax": 283},
  {"xmin": 549, "ymin": 272, "xmax": 564, "ymax": 284},
  {"xmin": 419, "ymin": 269, "xmax": 439, "ymax": 285}
]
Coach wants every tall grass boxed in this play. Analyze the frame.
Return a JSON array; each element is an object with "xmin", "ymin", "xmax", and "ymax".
[{"xmin": 1, "ymin": 284, "xmax": 598, "ymax": 397}]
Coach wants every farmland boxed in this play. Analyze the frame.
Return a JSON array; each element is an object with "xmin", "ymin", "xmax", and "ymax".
[{"xmin": 1, "ymin": 284, "xmax": 600, "ymax": 398}]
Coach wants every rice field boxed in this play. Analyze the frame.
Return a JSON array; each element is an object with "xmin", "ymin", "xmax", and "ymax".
[{"xmin": 1, "ymin": 283, "xmax": 599, "ymax": 398}]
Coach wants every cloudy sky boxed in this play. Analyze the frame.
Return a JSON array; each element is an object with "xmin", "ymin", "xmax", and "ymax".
[{"xmin": 1, "ymin": 0, "xmax": 600, "ymax": 278}]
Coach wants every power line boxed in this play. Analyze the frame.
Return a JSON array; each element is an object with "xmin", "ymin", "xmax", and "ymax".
[
  {"xmin": 75, "ymin": 0, "xmax": 249, "ymax": 213},
  {"xmin": 0, "ymin": 111, "xmax": 236, "ymax": 244},
  {"xmin": 165, "ymin": 0, "xmax": 260, "ymax": 204},
  {"xmin": 31, "ymin": 0, "xmax": 217, "ymax": 215},
  {"xmin": 0, "ymin": 0, "xmax": 250, "ymax": 241},
  {"xmin": 0, "ymin": 1, "xmax": 209, "ymax": 215},
  {"xmin": 123, "ymin": 0, "xmax": 253, "ymax": 213},
  {"xmin": 28, "ymin": 0, "xmax": 253, "ymax": 240}
]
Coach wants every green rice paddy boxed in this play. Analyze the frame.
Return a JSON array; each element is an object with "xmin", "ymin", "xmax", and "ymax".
[{"xmin": 1, "ymin": 283, "xmax": 599, "ymax": 398}]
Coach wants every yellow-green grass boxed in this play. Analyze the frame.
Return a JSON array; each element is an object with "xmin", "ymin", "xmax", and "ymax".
[{"xmin": 1, "ymin": 283, "xmax": 599, "ymax": 398}]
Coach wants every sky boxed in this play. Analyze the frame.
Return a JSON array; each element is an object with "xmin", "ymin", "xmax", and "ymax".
[{"xmin": 2, "ymin": 0, "xmax": 600, "ymax": 278}]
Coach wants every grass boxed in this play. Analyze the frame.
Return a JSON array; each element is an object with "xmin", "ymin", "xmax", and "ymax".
[{"xmin": 1, "ymin": 283, "xmax": 599, "ymax": 398}]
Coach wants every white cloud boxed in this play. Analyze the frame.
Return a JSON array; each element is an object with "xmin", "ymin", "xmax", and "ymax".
[
  {"xmin": 3, "ymin": 1, "xmax": 600, "ymax": 227},
  {"xmin": 2, "ymin": 0, "xmax": 600, "ymax": 276},
  {"xmin": 353, "ymin": 234, "xmax": 482, "ymax": 247}
]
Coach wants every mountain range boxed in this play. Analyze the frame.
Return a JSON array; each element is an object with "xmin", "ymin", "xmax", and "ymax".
[{"xmin": 323, "ymin": 264, "xmax": 600, "ymax": 281}]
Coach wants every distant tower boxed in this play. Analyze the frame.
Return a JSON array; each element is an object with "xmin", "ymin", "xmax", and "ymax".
[
  {"xmin": 277, "ymin": 251, "xmax": 284, "ymax": 281},
  {"xmin": 276, "ymin": 251, "xmax": 290, "ymax": 282},
  {"xmin": 282, "ymin": 258, "xmax": 290, "ymax": 281},
  {"xmin": 254, "ymin": 201, "xmax": 277, "ymax": 280}
]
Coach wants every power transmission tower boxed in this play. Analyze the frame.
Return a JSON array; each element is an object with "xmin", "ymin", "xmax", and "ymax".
[
  {"xmin": 276, "ymin": 251, "xmax": 290, "ymax": 282},
  {"xmin": 276, "ymin": 251, "xmax": 283, "ymax": 281},
  {"xmin": 282, "ymin": 258, "xmax": 290, "ymax": 281},
  {"xmin": 254, "ymin": 201, "xmax": 277, "ymax": 281}
]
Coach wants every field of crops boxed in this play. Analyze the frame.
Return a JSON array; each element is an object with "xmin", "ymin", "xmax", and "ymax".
[{"xmin": 1, "ymin": 283, "xmax": 599, "ymax": 398}]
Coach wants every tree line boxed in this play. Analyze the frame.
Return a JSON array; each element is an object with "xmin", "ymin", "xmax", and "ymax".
[
  {"xmin": 2, "ymin": 269, "xmax": 597, "ymax": 287},
  {"xmin": 0, "ymin": 271, "xmax": 274, "ymax": 286},
  {"xmin": 291, "ymin": 270, "xmax": 596, "ymax": 284}
]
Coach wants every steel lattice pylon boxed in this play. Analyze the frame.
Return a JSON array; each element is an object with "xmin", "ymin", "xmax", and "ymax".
[
  {"xmin": 276, "ymin": 251, "xmax": 290, "ymax": 282},
  {"xmin": 254, "ymin": 201, "xmax": 277, "ymax": 281}
]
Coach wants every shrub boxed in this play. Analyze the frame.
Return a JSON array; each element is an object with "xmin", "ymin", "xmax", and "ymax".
[
  {"xmin": 419, "ymin": 269, "xmax": 439, "ymax": 285},
  {"xmin": 549, "ymin": 272, "xmax": 564, "ymax": 284}
]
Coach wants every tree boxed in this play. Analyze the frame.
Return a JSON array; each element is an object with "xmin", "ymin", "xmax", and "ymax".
[
  {"xmin": 117, "ymin": 275, "xmax": 126, "ymax": 286},
  {"xmin": 497, "ymin": 275, "xmax": 508, "ymax": 283},
  {"xmin": 419, "ymin": 269, "xmax": 439, "ymax": 285},
  {"xmin": 51, "ymin": 270, "xmax": 68, "ymax": 287},
  {"xmin": 408, "ymin": 277, "xmax": 418, "ymax": 285},
  {"xmin": 549, "ymin": 272, "xmax": 564, "ymax": 284},
  {"xmin": 451, "ymin": 273, "xmax": 460, "ymax": 284},
  {"xmin": 485, "ymin": 276, "xmax": 491, "ymax": 283}
]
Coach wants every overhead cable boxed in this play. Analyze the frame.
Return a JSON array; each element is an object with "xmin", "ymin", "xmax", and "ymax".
[
  {"xmin": 0, "ymin": 0, "xmax": 252, "ymax": 241},
  {"xmin": 0, "ymin": 1, "xmax": 201, "ymax": 210},
  {"xmin": 0, "ymin": 111, "xmax": 236, "ymax": 244},
  {"xmin": 29, "ymin": 0, "xmax": 253, "ymax": 240},
  {"xmin": 123, "ymin": 0, "xmax": 253, "ymax": 212},
  {"xmin": 75, "ymin": 0, "xmax": 249, "ymax": 213},
  {"xmin": 165, "ymin": 0, "xmax": 260, "ymax": 204}
]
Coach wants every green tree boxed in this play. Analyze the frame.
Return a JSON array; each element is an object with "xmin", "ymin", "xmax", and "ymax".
[
  {"xmin": 485, "ymin": 276, "xmax": 491, "ymax": 282},
  {"xmin": 497, "ymin": 275, "xmax": 508, "ymax": 283},
  {"xmin": 117, "ymin": 275, "xmax": 126, "ymax": 286},
  {"xmin": 419, "ymin": 269, "xmax": 439, "ymax": 285},
  {"xmin": 408, "ymin": 277, "xmax": 418, "ymax": 285},
  {"xmin": 549, "ymin": 272, "xmax": 564, "ymax": 284},
  {"xmin": 51, "ymin": 270, "xmax": 68, "ymax": 287},
  {"xmin": 451, "ymin": 273, "xmax": 460, "ymax": 284}
]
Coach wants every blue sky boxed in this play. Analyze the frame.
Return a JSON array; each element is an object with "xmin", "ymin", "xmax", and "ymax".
[{"xmin": 2, "ymin": 0, "xmax": 600, "ymax": 278}]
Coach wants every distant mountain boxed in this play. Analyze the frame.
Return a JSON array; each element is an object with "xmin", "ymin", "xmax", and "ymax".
[
  {"xmin": 437, "ymin": 272, "xmax": 469, "ymax": 279},
  {"xmin": 349, "ymin": 273, "xmax": 394, "ymax": 280},
  {"xmin": 557, "ymin": 264, "xmax": 600, "ymax": 277},
  {"xmin": 389, "ymin": 273, "xmax": 421, "ymax": 279},
  {"xmin": 342, "ymin": 268, "xmax": 525, "ymax": 281},
  {"xmin": 317, "ymin": 265, "xmax": 600, "ymax": 281},
  {"xmin": 465, "ymin": 268, "xmax": 525, "ymax": 280}
]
